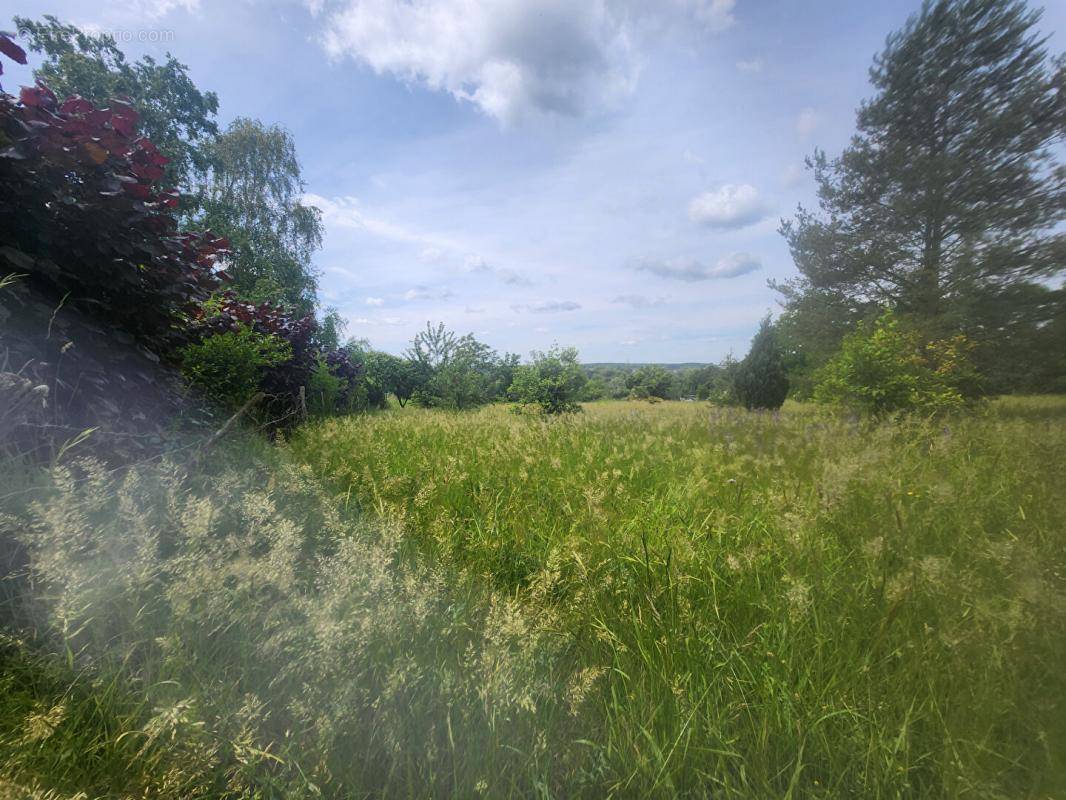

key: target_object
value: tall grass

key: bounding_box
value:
[290,399,1066,797]
[1,399,1064,797]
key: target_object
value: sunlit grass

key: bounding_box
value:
[290,398,1066,796]
[1,398,1064,797]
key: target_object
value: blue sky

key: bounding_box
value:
[2,0,1063,362]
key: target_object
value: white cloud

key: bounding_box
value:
[348,315,405,326]
[637,252,761,281]
[306,193,429,244]
[735,58,763,73]
[465,256,533,286]
[796,107,818,138]
[404,285,454,301]
[511,300,582,313]
[687,184,768,229]
[123,0,199,18]
[612,294,668,309]
[365,296,384,306]
[311,0,736,123]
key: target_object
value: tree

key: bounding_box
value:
[406,322,504,409]
[814,310,978,414]
[579,377,609,402]
[509,346,587,414]
[199,118,323,316]
[777,0,1065,385]
[15,15,219,210]
[391,359,421,408]
[734,317,790,410]
[626,365,674,400]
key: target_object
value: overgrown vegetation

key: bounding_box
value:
[813,311,979,415]
[509,345,586,414]
[2,400,1063,797]
[2,1,1066,798]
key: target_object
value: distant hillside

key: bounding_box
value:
[582,362,714,373]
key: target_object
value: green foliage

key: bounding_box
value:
[814,310,978,415]
[626,364,674,400]
[15,14,220,211]
[777,0,1065,391]
[706,354,741,406]
[2,446,580,798]
[306,354,343,416]
[199,118,323,316]
[579,376,609,402]
[179,325,291,409]
[733,317,790,410]
[509,345,587,414]
[406,322,512,410]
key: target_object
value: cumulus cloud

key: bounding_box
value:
[310,0,736,123]
[735,57,763,73]
[687,184,768,229]
[511,300,582,313]
[365,296,384,306]
[612,294,668,309]
[637,252,761,281]
[796,107,818,138]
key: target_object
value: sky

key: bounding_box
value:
[2,0,1064,362]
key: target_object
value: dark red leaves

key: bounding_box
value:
[19,84,57,108]
[0,78,220,346]
[0,33,27,65]
[60,96,95,115]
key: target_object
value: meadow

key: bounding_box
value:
[2,398,1065,798]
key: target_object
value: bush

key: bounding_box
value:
[0,47,228,346]
[814,310,978,415]
[625,365,673,400]
[733,317,789,410]
[188,293,365,421]
[509,346,586,415]
[179,325,291,409]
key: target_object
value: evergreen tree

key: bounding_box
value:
[734,317,790,410]
[777,0,1065,386]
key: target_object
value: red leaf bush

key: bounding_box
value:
[0,45,227,347]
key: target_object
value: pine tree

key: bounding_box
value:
[734,317,790,410]
[777,0,1065,384]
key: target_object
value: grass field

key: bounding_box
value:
[2,399,1065,798]
[291,399,1066,797]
